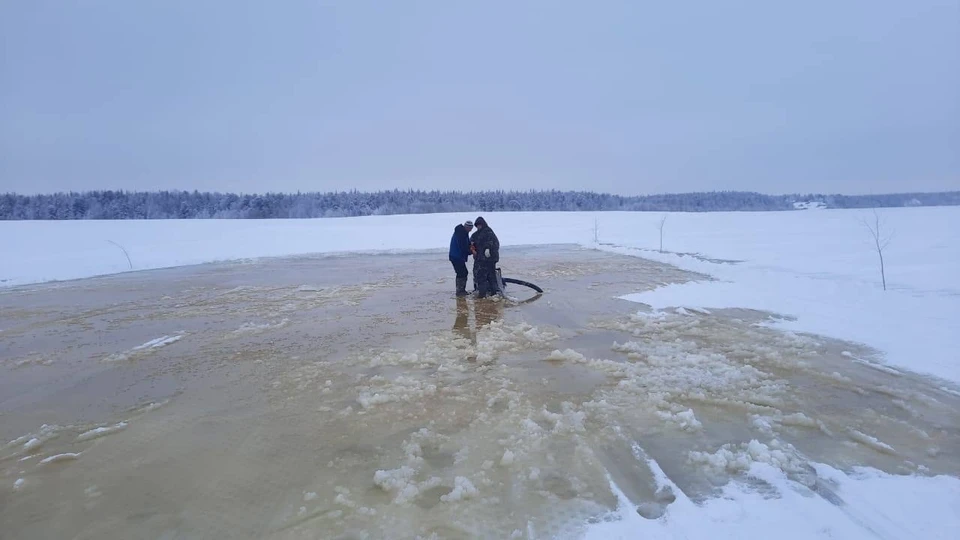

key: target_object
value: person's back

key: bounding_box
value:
[449,224,470,262]
[472,227,499,263]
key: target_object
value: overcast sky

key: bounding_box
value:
[1,1,957,196]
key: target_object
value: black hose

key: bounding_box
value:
[501,277,544,294]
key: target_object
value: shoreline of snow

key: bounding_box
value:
[1,207,957,289]
[599,237,959,386]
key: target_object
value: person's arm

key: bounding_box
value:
[460,232,471,259]
[483,232,499,259]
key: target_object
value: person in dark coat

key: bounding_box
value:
[470,228,479,292]
[448,220,474,296]
[470,216,501,298]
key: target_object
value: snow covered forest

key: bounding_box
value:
[2,189,958,220]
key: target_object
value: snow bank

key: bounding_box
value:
[0,212,583,287]
[598,207,960,385]
[583,456,960,540]
[4,207,955,294]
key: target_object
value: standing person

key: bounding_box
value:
[470,228,479,293]
[448,220,474,296]
[470,216,501,298]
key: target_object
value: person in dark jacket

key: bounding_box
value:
[448,220,474,296]
[470,216,501,298]
[470,228,479,292]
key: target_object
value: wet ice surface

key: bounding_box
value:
[1,246,958,539]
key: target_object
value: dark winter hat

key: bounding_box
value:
[474,216,487,228]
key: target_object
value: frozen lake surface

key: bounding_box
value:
[1,246,958,539]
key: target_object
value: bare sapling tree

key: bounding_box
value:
[107,240,133,270]
[860,210,893,291]
[658,215,668,253]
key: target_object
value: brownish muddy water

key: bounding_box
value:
[1,246,957,539]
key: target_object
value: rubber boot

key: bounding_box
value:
[456,276,469,296]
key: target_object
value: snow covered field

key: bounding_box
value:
[2,206,959,538]
[3,206,958,384]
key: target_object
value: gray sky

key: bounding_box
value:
[1,1,957,196]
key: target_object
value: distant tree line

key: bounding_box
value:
[0,189,957,220]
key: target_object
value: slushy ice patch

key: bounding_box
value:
[3,424,65,461]
[255,305,960,537]
[232,318,290,335]
[2,400,172,489]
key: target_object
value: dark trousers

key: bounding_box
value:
[473,259,479,291]
[451,259,468,279]
[475,261,500,297]
[451,260,469,294]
